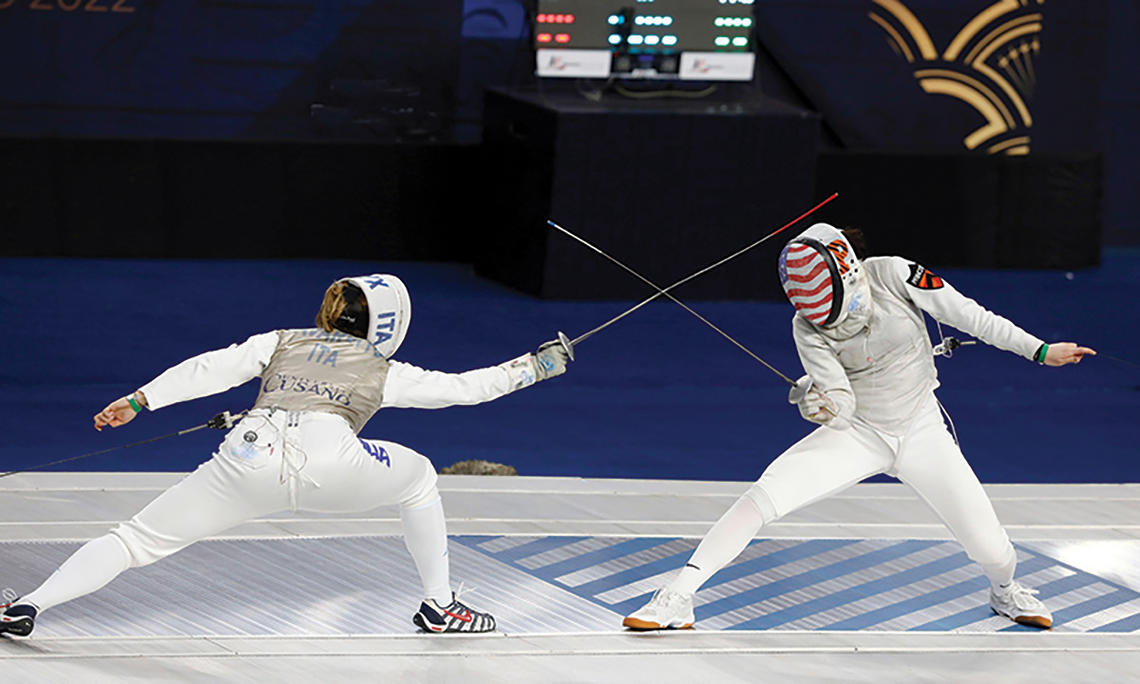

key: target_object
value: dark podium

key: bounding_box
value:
[476,87,821,300]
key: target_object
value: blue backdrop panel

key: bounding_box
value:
[0,253,1135,482]
[0,0,469,141]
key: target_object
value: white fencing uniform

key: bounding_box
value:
[668,250,1045,597]
[107,331,523,568]
[21,274,556,616]
[753,255,1042,577]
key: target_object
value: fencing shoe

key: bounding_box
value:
[990,581,1052,628]
[413,593,496,633]
[0,589,37,637]
[623,589,695,631]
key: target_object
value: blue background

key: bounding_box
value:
[0,251,1134,483]
[0,0,1135,482]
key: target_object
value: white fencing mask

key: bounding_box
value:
[336,274,412,358]
[778,223,866,329]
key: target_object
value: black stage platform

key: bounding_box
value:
[477,87,822,300]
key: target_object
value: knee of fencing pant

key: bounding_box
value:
[401,489,442,514]
[399,453,439,509]
[742,483,779,524]
[110,518,185,568]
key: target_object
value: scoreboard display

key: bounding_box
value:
[534,0,756,80]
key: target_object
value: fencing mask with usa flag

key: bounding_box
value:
[778,223,867,329]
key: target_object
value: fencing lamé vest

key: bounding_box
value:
[252,329,389,433]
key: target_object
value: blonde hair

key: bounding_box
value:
[315,281,349,332]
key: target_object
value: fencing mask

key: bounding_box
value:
[334,273,412,358]
[778,223,866,329]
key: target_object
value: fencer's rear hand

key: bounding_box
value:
[93,396,140,431]
[1043,342,1096,366]
[534,338,571,381]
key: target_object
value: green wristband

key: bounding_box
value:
[1035,344,1049,364]
[126,394,142,413]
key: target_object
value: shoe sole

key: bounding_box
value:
[1013,615,1052,629]
[622,617,694,631]
[991,608,1052,629]
[0,618,34,638]
[413,613,445,633]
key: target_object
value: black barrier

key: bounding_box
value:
[0,139,487,261]
[814,152,1102,269]
[1,139,1102,284]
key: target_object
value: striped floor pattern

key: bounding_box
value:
[456,536,1140,633]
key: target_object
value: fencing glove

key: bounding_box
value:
[499,336,573,390]
[788,375,849,429]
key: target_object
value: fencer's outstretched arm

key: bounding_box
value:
[886,258,1095,365]
[92,331,572,425]
[381,339,571,410]
[92,332,279,430]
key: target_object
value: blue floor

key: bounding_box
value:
[0,250,1136,482]
[457,535,1140,632]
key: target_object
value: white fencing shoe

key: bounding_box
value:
[622,589,695,631]
[989,581,1053,628]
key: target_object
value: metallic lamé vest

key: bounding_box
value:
[252,329,389,433]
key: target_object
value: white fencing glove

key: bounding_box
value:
[498,335,573,391]
[788,375,845,428]
[534,338,570,380]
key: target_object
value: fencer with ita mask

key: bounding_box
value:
[778,223,870,338]
[332,273,411,358]
[0,268,579,637]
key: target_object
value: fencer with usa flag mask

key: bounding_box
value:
[0,274,572,637]
[624,223,1096,632]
